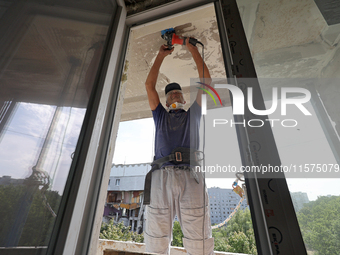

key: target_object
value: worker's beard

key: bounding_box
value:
[168,102,185,110]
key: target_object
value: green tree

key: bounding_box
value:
[19,189,61,246]
[172,221,184,247]
[297,196,340,255]
[170,208,257,254]
[227,230,257,254]
[212,209,257,254]
[224,208,253,235]
[212,229,231,252]
[0,185,61,246]
[0,185,26,245]
[100,220,144,243]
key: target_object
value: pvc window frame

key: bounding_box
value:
[46,1,129,255]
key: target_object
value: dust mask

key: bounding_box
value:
[168,102,185,110]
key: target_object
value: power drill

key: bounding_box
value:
[161,28,203,49]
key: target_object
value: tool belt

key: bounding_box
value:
[143,147,202,205]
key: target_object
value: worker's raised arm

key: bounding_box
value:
[185,38,211,107]
[145,45,174,111]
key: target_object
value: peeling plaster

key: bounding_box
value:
[251,0,327,54]
[238,0,340,143]
[120,0,340,124]
[121,4,225,121]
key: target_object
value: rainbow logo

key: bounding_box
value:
[196,82,223,106]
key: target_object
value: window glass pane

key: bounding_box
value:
[0,0,115,250]
[237,1,340,254]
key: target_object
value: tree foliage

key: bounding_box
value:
[212,209,257,254]
[297,196,340,255]
[0,185,26,245]
[170,209,257,254]
[0,184,61,246]
[172,220,184,247]
[19,189,60,246]
[100,209,257,254]
[100,220,144,243]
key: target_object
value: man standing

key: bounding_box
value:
[144,38,214,255]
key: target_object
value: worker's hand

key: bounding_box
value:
[185,37,199,55]
[158,44,174,58]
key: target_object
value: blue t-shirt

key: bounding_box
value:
[152,101,201,167]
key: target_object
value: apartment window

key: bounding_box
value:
[115,179,120,186]
[122,208,127,217]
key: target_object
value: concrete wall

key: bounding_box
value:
[97,239,250,255]
[238,0,340,157]
[109,163,150,191]
[111,164,151,177]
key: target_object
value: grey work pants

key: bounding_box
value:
[144,166,214,255]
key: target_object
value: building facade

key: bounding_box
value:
[208,187,249,225]
[290,192,310,212]
[103,163,150,233]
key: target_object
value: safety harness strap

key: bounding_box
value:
[143,147,202,205]
[143,166,158,205]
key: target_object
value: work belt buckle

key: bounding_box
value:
[175,152,182,162]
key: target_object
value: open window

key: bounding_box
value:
[1,0,339,255]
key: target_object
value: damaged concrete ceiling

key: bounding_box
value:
[120,0,340,122]
[239,0,340,78]
[121,4,227,121]
[124,0,177,16]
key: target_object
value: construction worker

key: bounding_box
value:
[143,38,214,255]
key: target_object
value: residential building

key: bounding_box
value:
[0,176,24,186]
[290,192,310,212]
[103,163,150,233]
[208,187,248,225]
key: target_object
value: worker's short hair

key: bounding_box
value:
[165,82,182,95]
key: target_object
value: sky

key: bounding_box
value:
[0,102,85,194]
